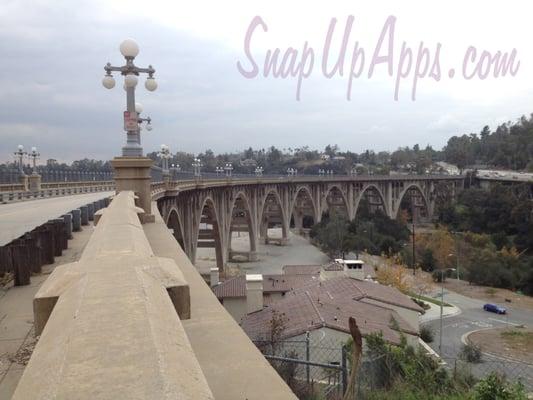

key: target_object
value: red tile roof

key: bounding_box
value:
[240,281,418,345]
[213,274,320,299]
[282,265,322,275]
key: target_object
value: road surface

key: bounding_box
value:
[0,192,114,246]
[424,287,533,389]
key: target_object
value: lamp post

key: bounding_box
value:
[224,162,233,177]
[29,147,40,174]
[135,102,153,133]
[254,166,263,177]
[158,144,171,177]
[102,38,157,157]
[193,158,203,178]
[437,268,456,356]
[14,145,27,175]
[216,166,224,176]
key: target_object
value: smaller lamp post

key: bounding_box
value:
[193,158,203,178]
[224,162,233,178]
[14,145,27,176]
[29,147,40,174]
[254,166,263,177]
[158,144,171,178]
[216,166,224,176]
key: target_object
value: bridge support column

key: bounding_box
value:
[111,157,154,223]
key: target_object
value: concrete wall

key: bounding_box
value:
[13,191,214,400]
[144,203,298,400]
[222,297,248,322]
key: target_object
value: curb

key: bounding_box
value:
[462,328,532,364]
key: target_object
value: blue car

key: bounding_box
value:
[483,303,507,314]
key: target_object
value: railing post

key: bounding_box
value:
[341,345,348,396]
[305,331,310,385]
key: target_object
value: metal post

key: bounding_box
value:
[305,331,310,385]
[439,271,444,355]
[341,345,348,395]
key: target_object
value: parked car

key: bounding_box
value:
[483,303,507,314]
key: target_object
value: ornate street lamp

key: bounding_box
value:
[254,166,263,177]
[215,166,224,176]
[158,144,171,175]
[224,162,233,177]
[102,38,157,157]
[29,147,40,174]
[193,158,203,177]
[135,102,153,133]
[14,145,27,175]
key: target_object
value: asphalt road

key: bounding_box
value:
[423,287,533,389]
[0,192,114,246]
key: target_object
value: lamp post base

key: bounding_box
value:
[111,157,154,223]
[28,174,42,192]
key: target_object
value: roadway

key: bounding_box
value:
[0,191,114,246]
[423,288,533,388]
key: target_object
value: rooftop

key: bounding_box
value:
[213,273,320,299]
[241,277,418,345]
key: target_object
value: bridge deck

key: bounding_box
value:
[0,191,114,246]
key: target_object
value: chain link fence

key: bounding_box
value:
[253,337,533,399]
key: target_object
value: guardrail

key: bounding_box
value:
[0,181,115,203]
[12,191,215,399]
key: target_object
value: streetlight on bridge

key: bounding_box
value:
[215,166,224,176]
[158,144,171,177]
[224,163,233,177]
[14,145,27,176]
[254,166,263,177]
[193,158,203,178]
[102,38,157,157]
[29,147,40,174]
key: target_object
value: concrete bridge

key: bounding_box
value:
[156,175,464,272]
[6,163,463,399]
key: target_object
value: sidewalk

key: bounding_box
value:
[0,223,94,399]
[419,299,461,323]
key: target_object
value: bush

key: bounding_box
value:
[473,372,527,400]
[432,270,446,283]
[420,326,434,343]
[459,343,482,363]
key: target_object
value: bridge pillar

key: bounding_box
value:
[111,157,154,223]
[19,174,29,192]
[28,173,41,192]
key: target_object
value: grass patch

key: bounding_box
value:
[408,293,452,307]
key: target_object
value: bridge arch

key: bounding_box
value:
[321,184,349,219]
[354,184,389,218]
[194,196,224,272]
[166,207,185,250]
[227,190,257,261]
[394,183,430,221]
[259,188,288,245]
[290,185,318,228]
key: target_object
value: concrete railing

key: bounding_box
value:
[12,191,214,399]
[0,181,115,203]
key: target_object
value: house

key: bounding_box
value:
[212,272,320,322]
[240,276,423,362]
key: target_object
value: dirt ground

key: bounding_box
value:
[468,327,533,363]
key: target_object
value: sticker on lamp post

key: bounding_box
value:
[123,111,138,131]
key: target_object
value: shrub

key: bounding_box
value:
[419,326,434,343]
[459,343,482,363]
[473,372,527,400]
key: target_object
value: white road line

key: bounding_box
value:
[487,317,522,327]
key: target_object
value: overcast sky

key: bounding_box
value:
[1,0,533,163]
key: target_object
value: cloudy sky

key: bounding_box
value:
[1,0,532,163]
